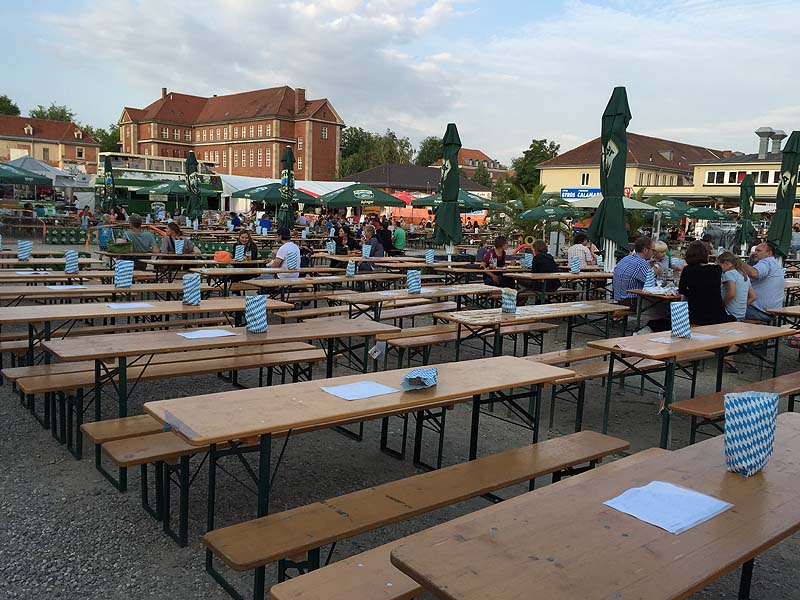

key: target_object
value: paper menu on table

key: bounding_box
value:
[321,381,400,401]
[604,480,733,534]
[106,302,154,309]
[718,328,744,335]
[689,333,718,340]
[15,271,42,275]
[47,285,87,290]
[176,329,238,339]
[651,337,681,344]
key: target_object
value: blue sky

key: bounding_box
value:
[4,1,800,163]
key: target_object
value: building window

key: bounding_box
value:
[258,124,263,137]
[638,172,644,186]
[125,127,131,138]
[144,148,150,155]
[298,137,304,150]
[204,151,208,160]
[241,126,246,138]
[196,131,201,141]
[716,172,725,184]
[670,175,674,186]
[233,127,239,139]
[265,124,271,136]
[249,125,254,138]
[184,130,191,141]
[321,126,328,140]
[76,147,84,159]
[234,151,238,167]
[161,127,168,139]
[298,157,303,171]
[580,172,589,186]
[223,127,229,140]
[216,128,221,141]
[646,173,652,185]
[257,147,263,167]
[42,148,50,161]
[241,149,246,165]
[265,148,271,167]
[706,171,715,184]
[249,149,254,167]
[728,172,737,184]
[214,150,219,164]
[173,128,179,140]
[760,170,770,184]
[222,152,227,167]
[202,130,207,142]
[774,171,781,184]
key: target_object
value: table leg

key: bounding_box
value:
[565,315,574,350]
[492,325,503,357]
[738,558,754,600]
[715,348,726,392]
[118,356,128,418]
[468,393,481,460]
[658,360,676,449]
[326,337,335,378]
[773,337,780,378]
[635,297,643,329]
[601,353,616,434]
[455,324,463,361]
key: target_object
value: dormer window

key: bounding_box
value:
[74,130,83,139]
[24,124,33,135]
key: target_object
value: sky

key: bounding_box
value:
[4,0,800,165]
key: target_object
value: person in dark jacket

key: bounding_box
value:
[529,239,561,298]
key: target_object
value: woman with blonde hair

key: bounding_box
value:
[717,251,755,321]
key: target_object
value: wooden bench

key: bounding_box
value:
[274,298,431,322]
[202,431,629,600]
[528,346,611,366]
[268,447,667,600]
[671,371,800,443]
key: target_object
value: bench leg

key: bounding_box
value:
[95,443,127,492]
[278,548,321,583]
[574,383,586,432]
[689,416,698,445]
[379,414,409,461]
[141,462,164,522]
[790,394,797,412]
[163,455,190,547]
[412,408,447,471]
[66,389,84,460]
[738,558,754,600]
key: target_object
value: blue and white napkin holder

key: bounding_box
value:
[724,391,778,477]
[114,259,134,289]
[362,244,372,259]
[670,301,690,338]
[407,270,421,294]
[400,367,438,391]
[425,249,435,264]
[501,288,517,313]
[597,255,604,268]
[193,219,199,232]
[174,239,185,254]
[301,228,308,239]
[521,253,533,269]
[285,250,299,270]
[64,250,79,274]
[227,221,235,232]
[569,255,581,273]
[330,227,336,237]
[245,295,268,333]
[234,245,245,261]
[326,240,336,254]
[182,273,201,305]
[17,240,32,261]
[644,268,657,288]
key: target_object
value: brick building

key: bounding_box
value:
[0,115,99,174]
[119,86,344,181]
[431,148,513,181]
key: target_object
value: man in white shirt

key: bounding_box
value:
[742,241,784,321]
[268,227,301,279]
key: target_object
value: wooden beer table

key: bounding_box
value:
[0,270,154,284]
[509,271,613,302]
[434,301,624,358]
[141,258,266,281]
[588,322,793,448]
[770,304,800,326]
[0,281,218,306]
[0,257,102,269]
[391,412,800,600]
[245,273,405,302]
[626,288,682,329]
[192,267,344,294]
[43,319,399,417]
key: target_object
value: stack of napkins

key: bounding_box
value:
[400,367,438,391]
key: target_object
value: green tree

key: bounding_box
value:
[415,135,443,166]
[511,138,560,189]
[84,124,121,152]
[338,127,414,178]
[471,163,493,188]
[29,102,76,122]
[0,95,20,116]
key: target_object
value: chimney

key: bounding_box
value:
[294,88,306,114]
[161,87,167,99]
[770,130,787,154]
[755,127,774,159]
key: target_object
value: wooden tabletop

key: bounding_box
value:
[434,301,624,327]
[98,251,219,259]
[141,258,265,267]
[627,288,682,300]
[390,412,800,600]
[0,258,102,266]
[0,296,291,325]
[784,279,800,290]
[588,322,794,360]
[769,305,800,317]
[312,254,430,263]
[0,282,217,299]
[0,270,154,283]
[433,266,527,274]
[144,356,573,446]
[509,272,612,281]
[245,273,405,290]
[331,283,498,305]
[43,319,399,362]
[192,267,344,277]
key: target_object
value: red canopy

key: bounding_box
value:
[391,191,415,206]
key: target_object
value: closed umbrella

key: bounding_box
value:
[587,87,632,270]
[736,174,757,253]
[100,156,116,213]
[433,123,463,249]
[185,151,204,219]
[277,147,296,231]
[766,130,800,257]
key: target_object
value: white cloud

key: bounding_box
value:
[35,0,800,167]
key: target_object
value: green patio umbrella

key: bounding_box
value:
[320,183,406,208]
[434,123,463,248]
[685,206,728,220]
[519,205,571,221]
[136,180,217,197]
[766,130,800,257]
[0,163,51,186]
[587,87,632,264]
[736,174,757,251]
[184,151,204,219]
[232,182,321,205]
[412,189,485,210]
[100,156,116,213]
[277,147,296,231]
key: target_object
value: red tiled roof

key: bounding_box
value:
[0,115,98,145]
[123,87,337,125]
[537,132,725,172]
[431,147,509,169]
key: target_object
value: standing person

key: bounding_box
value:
[741,241,785,321]
[97,214,113,251]
[791,224,800,257]
[391,221,406,254]
[566,232,596,269]
[266,227,301,278]
[160,222,201,255]
[359,224,384,272]
[79,206,93,232]
[717,251,755,321]
[678,241,734,326]
[482,235,514,288]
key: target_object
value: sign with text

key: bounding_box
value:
[561,188,601,199]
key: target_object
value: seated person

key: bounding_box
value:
[529,239,560,296]
[566,233,596,269]
[741,241,784,321]
[651,240,683,278]
[475,240,488,264]
[391,221,406,255]
[482,235,514,288]
[260,227,300,279]
[258,213,272,233]
[122,213,160,269]
[359,224,385,272]
[160,222,201,255]
[678,241,734,326]
[377,220,396,256]
[613,236,669,333]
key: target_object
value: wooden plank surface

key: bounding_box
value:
[588,322,794,360]
[0,296,291,325]
[43,319,399,361]
[390,412,800,600]
[192,267,344,277]
[0,258,102,266]
[141,258,264,266]
[628,289,682,301]
[509,272,612,281]
[434,301,623,327]
[332,283,498,305]
[0,270,154,283]
[145,356,573,445]
[0,282,216,299]
[245,273,405,290]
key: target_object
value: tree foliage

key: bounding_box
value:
[511,138,560,189]
[0,95,20,116]
[29,102,77,122]
[470,163,493,188]
[338,127,414,178]
[415,135,443,166]
[84,124,121,152]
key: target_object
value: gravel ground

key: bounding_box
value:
[1,243,799,599]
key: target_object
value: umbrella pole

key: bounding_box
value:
[603,239,617,273]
